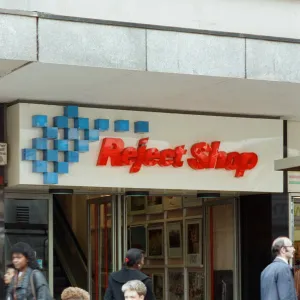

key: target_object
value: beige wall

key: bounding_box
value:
[1,0,300,39]
[213,204,234,270]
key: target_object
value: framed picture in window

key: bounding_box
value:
[152,273,165,300]
[183,196,202,208]
[188,271,205,300]
[163,196,182,210]
[128,196,146,215]
[167,222,182,258]
[130,225,147,254]
[146,196,163,214]
[168,270,184,300]
[185,219,202,266]
[147,226,164,258]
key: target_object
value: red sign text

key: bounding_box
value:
[96,138,258,177]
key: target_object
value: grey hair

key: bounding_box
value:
[272,237,290,256]
[122,280,147,296]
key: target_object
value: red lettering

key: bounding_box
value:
[234,152,258,177]
[130,138,149,173]
[121,147,137,165]
[96,138,124,166]
[159,149,175,167]
[173,146,187,168]
[97,138,258,177]
[144,148,160,166]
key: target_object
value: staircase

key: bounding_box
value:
[53,250,71,300]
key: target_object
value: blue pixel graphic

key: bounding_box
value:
[22,106,150,184]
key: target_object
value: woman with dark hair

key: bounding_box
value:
[104,248,156,300]
[6,242,52,300]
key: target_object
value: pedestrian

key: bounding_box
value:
[3,264,15,295]
[104,248,156,300]
[6,242,52,300]
[61,287,90,300]
[261,236,297,300]
[122,280,147,300]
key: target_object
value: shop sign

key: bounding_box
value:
[0,143,7,166]
[97,138,258,177]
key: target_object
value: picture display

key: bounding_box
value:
[168,271,184,300]
[186,219,202,266]
[147,226,164,258]
[147,196,163,214]
[129,196,146,215]
[167,222,182,258]
[127,195,204,300]
[188,271,204,300]
[152,273,164,300]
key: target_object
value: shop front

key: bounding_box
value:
[3,102,284,300]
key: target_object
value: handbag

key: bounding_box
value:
[30,270,38,300]
[29,270,53,300]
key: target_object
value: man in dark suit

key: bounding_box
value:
[261,237,297,300]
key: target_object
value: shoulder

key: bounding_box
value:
[32,269,47,285]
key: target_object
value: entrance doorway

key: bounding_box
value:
[87,195,127,300]
[204,199,239,300]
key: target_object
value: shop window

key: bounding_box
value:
[127,195,204,300]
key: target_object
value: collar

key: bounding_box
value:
[275,256,289,264]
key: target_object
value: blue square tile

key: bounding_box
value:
[74,117,89,129]
[64,151,79,163]
[64,105,79,118]
[22,149,37,161]
[64,128,79,140]
[43,150,58,162]
[54,140,69,151]
[54,162,69,174]
[32,161,47,173]
[84,129,99,141]
[134,121,149,133]
[74,140,89,152]
[114,120,129,132]
[54,116,68,128]
[43,172,58,184]
[32,115,48,127]
[32,138,47,150]
[94,119,109,131]
[43,127,58,139]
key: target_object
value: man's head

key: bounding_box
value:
[122,280,147,300]
[272,237,295,260]
[61,287,90,300]
[4,264,15,285]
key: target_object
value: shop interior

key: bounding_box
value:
[3,191,239,300]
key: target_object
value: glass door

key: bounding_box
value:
[87,194,126,300]
[204,199,239,300]
[291,194,300,297]
[4,193,53,295]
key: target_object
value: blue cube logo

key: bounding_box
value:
[33,161,47,173]
[54,116,68,128]
[74,117,89,129]
[64,106,78,118]
[23,105,151,185]
[134,121,149,133]
[114,120,129,132]
[32,115,48,128]
[54,140,69,151]
[95,119,109,131]
[54,162,69,174]
[64,151,79,163]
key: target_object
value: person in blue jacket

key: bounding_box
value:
[104,248,156,300]
[261,237,297,300]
